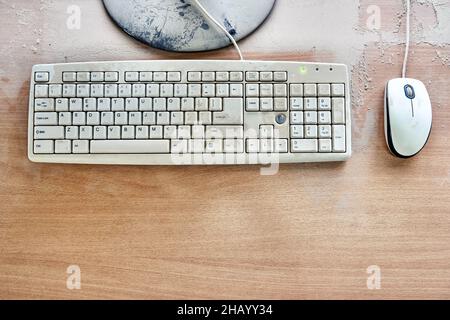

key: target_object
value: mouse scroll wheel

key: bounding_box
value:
[404,84,415,99]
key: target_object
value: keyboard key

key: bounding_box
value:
[35,72,49,82]
[319,139,332,153]
[35,98,54,112]
[73,140,89,153]
[304,84,317,96]
[188,72,201,82]
[77,72,90,82]
[34,140,54,154]
[230,72,243,82]
[332,125,346,152]
[318,84,331,96]
[332,98,345,124]
[216,72,229,81]
[91,72,104,82]
[55,140,71,154]
[105,72,119,82]
[153,72,167,82]
[140,72,153,82]
[246,72,259,82]
[274,71,287,81]
[213,98,244,125]
[202,72,215,81]
[125,72,139,82]
[168,72,181,82]
[332,83,345,97]
[260,72,273,81]
[291,139,318,152]
[290,84,303,96]
[34,126,64,139]
[91,140,170,153]
[35,112,57,125]
[63,72,77,82]
[35,85,48,98]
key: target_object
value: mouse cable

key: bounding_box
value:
[402,0,411,78]
[192,0,244,60]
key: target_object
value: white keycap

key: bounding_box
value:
[171,112,184,125]
[111,98,124,111]
[178,126,191,139]
[150,126,163,139]
[188,84,201,97]
[105,84,118,97]
[72,112,86,125]
[98,98,111,111]
[119,84,132,97]
[260,84,273,97]
[115,112,128,125]
[108,126,121,139]
[304,111,318,124]
[304,84,317,97]
[55,140,71,154]
[65,126,79,139]
[63,84,76,97]
[63,72,77,82]
[260,72,273,81]
[129,112,142,125]
[125,72,139,82]
[274,71,287,81]
[101,112,114,125]
[230,84,243,97]
[274,84,287,97]
[290,111,303,124]
[34,126,64,139]
[122,126,135,139]
[202,84,215,97]
[181,98,194,111]
[35,85,48,98]
[59,112,71,125]
[157,112,170,125]
[230,72,243,82]
[246,98,259,111]
[260,125,274,138]
[290,84,303,96]
[199,112,212,125]
[49,84,62,98]
[91,72,104,82]
[216,72,229,81]
[73,140,89,153]
[143,112,156,125]
[153,98,166,111]
[274,98,288,111]
[195,98,208,111]
[189,139,205,153]
[132,84,146,97]
[147,84,159,97]
[83,98,97,111]
[140,72,152,82]
[304,98,317,110]
[205,139,222,153]
[168,72,181,82]
[246,72,259,82]
[290,97,303,110]
[223,139,244,153]
[139,98,152,111]
[188,72,201,82]
[136,126,149,139]
[35,99,54,112]
[318,97,331,110]
[246,84,259,97]
[319,139,332,153]
[318,111,331,124]
[160,84,174,97]
[205,126,243,139]
[91,84,104,98]
[333,125,346,152]
[69,98,82,111]
[332,83,345,97]
[174,84,187,97]
[105,72,118,82]
[34,140,54,153]
[274,139,288,153]
[91,140,170,153]
[318,84,331,96]
[213,98,243,125]
[77,84,90,97]
[246,139,259,153]
[332,98,345,124]
[55,98,69,111]
[319,125,332,138]
[125,98,139,111]
[260,98,273,111]
[305,125,318,138]
[34,112,58,126]
[202,72,215,81]
[290,125,304,138]
[209,98,222,111]
[87,112,100,125]
[185,112,197,125]
[77,72,90,82]
[94,126,107,139]
[153,72,167,82]
[172,140,188,153]
[216,84,229,97]
[291,139,318,152]
[80,126,93,139]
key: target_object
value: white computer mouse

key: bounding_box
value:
[384,78,432,158]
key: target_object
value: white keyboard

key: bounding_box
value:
[28,60,351,165]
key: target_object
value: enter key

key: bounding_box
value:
[213,98,243,125]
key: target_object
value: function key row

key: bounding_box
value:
[63,72,119,82]
[291,83,345,97]
[188,71,243,82]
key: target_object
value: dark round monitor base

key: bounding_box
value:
[103,0,276,52]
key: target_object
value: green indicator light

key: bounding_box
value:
[299,66,308,75]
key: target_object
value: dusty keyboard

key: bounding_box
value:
[28,60,351,165]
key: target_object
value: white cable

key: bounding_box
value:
[402,0,411,78]
[192,0,244,60]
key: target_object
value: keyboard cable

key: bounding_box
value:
[402,0,411,78]
[191,0,245,61]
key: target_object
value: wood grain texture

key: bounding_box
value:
[0,0,450,299]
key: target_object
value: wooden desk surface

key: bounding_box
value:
[1,0,450,299]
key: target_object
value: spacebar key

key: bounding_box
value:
[91,140,170,154]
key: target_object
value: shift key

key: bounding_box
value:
[34,126,65,139]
